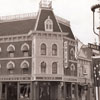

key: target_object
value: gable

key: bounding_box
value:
[36,9,61,32]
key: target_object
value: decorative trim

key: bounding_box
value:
[0,56,32,61]
[0,34,32,43]
[20,60,29,69]
[7,61,15,69]
[44,16,53,32]
[0,13,37,23]
[21,43,30,51]
[7,44,15,52]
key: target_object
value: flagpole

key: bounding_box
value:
[95,87,99,100]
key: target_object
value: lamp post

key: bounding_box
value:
[91,1,100,100]
[91,2,100,45]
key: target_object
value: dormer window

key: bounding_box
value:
[7,44,15,57]
[21,43,30,57]
[44,16,53,32]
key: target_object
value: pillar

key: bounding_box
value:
[75,83,78,100]
[0,82,2,100]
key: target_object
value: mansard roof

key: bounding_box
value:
[0,18,36,36]
[35,9,61,32]
[0,7,75,40]
[59,23,75,40]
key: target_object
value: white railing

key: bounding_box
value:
[0,12,37,21]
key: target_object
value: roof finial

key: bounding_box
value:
[39,0,52,9]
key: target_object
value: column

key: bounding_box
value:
[0,82,2,100]
[75,83,78,100]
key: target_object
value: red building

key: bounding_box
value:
[0,0,77,100]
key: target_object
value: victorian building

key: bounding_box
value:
[76,39,95,100]
[0,0,78,100]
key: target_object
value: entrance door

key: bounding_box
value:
[7,82,17,100]
[39,82,50,100]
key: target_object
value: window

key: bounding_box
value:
[20,60,29,74]
[21,43,29,57]
[41,43,46,55]
[52,44,57,56]
[70,48,75,60]
[7,61,15,74]
[7,44,15,57]
[52,62,57,74]
[70,64,76,76]
[44,16,53,31]
[20,83,30,99]
[41,62,46,73]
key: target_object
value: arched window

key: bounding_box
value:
[70,48,75,60]
[44,16,53,32]
[21,43,30,57]
[70,64,76,76]
[52,44,57,56]
[52,62,57,74]
[7,44,15,57]
[20,60,29,74]
[41,62,46,73]
[7,61,15,74]
[41,43,46,55]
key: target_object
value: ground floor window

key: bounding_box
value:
[19,83,30,99]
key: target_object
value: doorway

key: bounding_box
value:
[7,82,17,100]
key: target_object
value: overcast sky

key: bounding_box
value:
[0,0,99,44]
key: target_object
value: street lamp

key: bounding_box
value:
[91,3,100,45]
[91,2,100,100]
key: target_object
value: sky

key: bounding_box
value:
[0,0,99,44]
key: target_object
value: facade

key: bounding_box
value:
[0,0,78,100]
[76,39,95,100]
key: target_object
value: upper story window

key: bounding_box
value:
[44,16,53,32]
[7,61,15,74]
[41,43,46,55]
[21,43,30,57]
[41,62,46,74]
[52,44,57,56]
[70,48,75,60]
[20,60,29,74]
[52,62,57,74]
[70,64,76,76]
[7,44,15,57]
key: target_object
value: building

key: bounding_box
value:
[76,39,95,100]
[0,0,78,100]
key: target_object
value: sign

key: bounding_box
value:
[36,76,62,81]
[0,76,31,81]
[88,43,100,50]
[63,77,77,82]
[64,41,68,68]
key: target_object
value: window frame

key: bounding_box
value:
[52,44,57,56]
[44,16,53,32]
[52,62,57,74]
[41,62,46,74]
[41,43,46,55]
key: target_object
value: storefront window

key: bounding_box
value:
[19,83,30,99]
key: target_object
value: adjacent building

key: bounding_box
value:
[76,39,95,100]
[0,0,78,100]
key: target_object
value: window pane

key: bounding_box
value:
[9,52,14,57]
[23,52,29,57]
[52,62,57,74]
[52,44,57,56]
[22,68,29,74]
[20,84,30,99]
[41,44,46,55]
[41,62,46,73]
